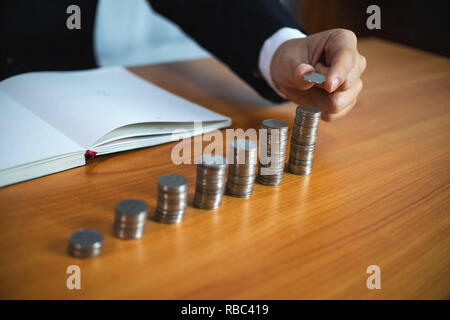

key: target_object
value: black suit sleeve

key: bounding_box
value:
[148,0,306,103]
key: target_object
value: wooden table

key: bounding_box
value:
[0,39,449,299]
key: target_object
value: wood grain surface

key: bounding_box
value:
[0,39,449,299]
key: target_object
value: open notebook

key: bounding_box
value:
[0,67,231,187]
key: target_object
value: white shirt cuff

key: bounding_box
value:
[258,27,307,98]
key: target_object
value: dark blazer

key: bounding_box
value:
[0,0,305,102]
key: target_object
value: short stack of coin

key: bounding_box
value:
[113,199,149,240]
[67,229,103,259]
[154,174,188,224]
[194,154,228,209]
[226,139,258,198]
[288,105,321,175]
[256,119,289,186]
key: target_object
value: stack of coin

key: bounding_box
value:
[256,119,289,186]
[288,105,321,175]
[67,229,103,259]
[226,139,258,198]
[154,174,188,224]
[194,154,228,209]
[113,199,149,240]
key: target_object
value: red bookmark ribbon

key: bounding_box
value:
[85,150,97,159]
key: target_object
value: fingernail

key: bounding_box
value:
[331,78,340,91]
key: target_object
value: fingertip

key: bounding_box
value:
[325,76,341,93]
[331,77,341,92]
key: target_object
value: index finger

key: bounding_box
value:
[324,30,358,93]
[326,48,357,93]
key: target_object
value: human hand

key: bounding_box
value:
[270,29,366,121]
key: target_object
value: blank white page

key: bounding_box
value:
[0,92,82,171]
[0,67,230,149]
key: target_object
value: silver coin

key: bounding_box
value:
[154,208,185,216]
[156,194,188,205]
[290,141,316,150]
[259,153,286,162]
[256,175,284,186]
[194,202,222,210]
[115,199,149,221]
[289,156,314,165]
[258,167,285,175]
[261,119,289,130]
[153,211,185,224]
[227,139,258,198]
[226,179,255,188]
[67,229,103,259]
[257,119,289,186]
[232,151,258,158]
[289,152,315,162]
[296,105,322,117]
[228,164,257,176]
[198,154,227,167]
[194,193,224,210]
[226,188,254,198]
[197,167,227,177]
[292,123,319,135]
[196,178,226,187]
[155,218,184,224]
[302,71,326,84]
[113,220,146,229]
[155,174,188,224]
[294,120,320,129]
[232,139,258,151]
[227,174,256,184]
[113,226,145,240]
[113,198,148,240]
[194,154,227,210]
[259,169,285,175]
[156,201,188,212]
[195,184,226,192]
[292,136,317,146]
[289,108,321,175]
[195,188,225,196]
[288,164,313,175]
[157,174,188,191]
[154,207,187,216]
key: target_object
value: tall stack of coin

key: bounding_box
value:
[256,119,289,186]
[67,229,103,259]
[288,105,321,175]
[226,139,258,198]
[154,174,188,224]
[113,199,149,240]
[194,154,227,209]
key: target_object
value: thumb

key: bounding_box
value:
[293,63,316,91]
